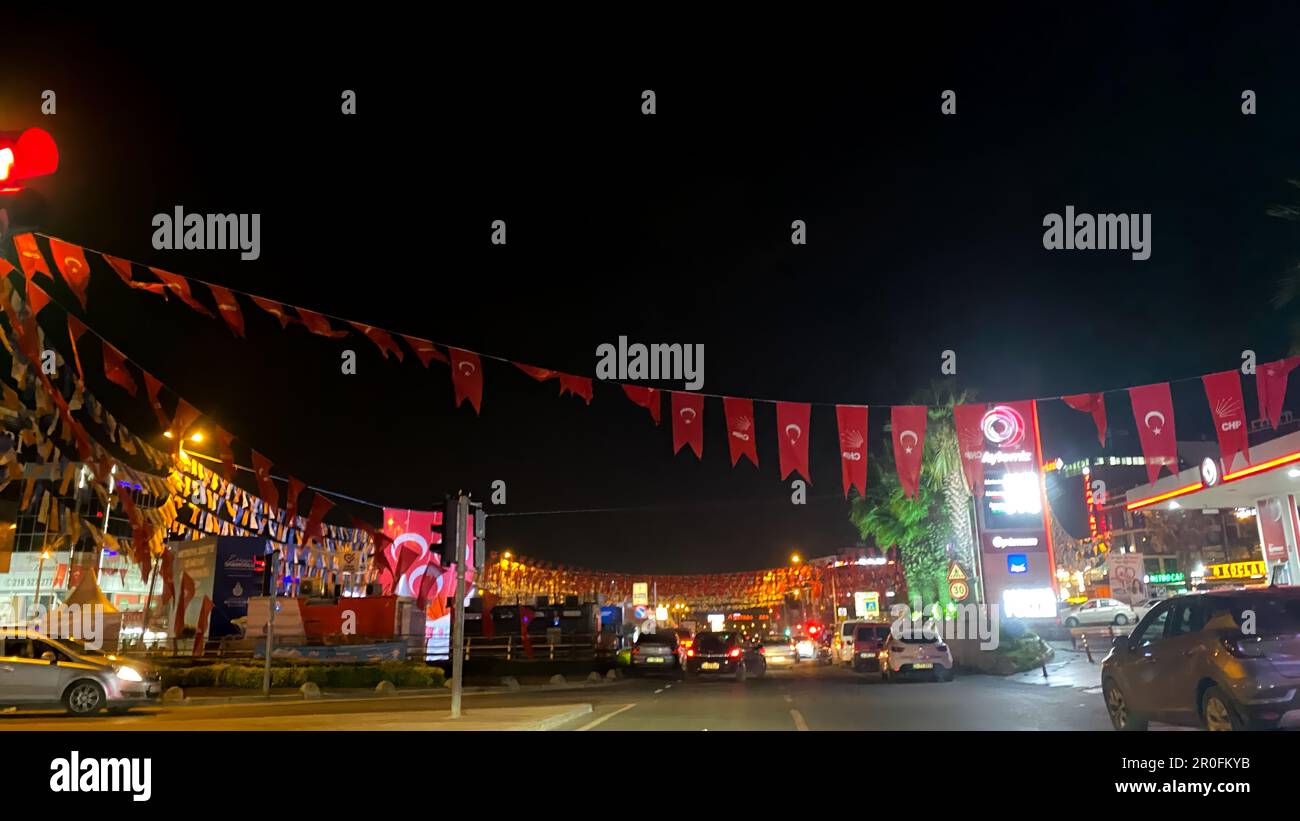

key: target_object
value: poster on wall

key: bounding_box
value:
[1108,552,1146,605]
[1259,497,1289,562]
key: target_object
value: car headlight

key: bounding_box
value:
[115,666,143,682]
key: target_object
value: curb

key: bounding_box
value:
[512,704,593,731]
[171,677,629,707]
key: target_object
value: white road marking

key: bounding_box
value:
[654,689,664,694]
[790,709,809,731]
[783,695,793,703]
[664,684,672,689]
[576,703,638,731]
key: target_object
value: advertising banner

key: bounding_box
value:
[1259,497,1290,562]
[1108,552,1145,605]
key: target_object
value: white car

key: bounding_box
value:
[795,639,817,660]
[880,628,954,682]
[1060,598,1136,627]
[1131,598,1165,620]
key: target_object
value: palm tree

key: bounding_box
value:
[916,382,978,574]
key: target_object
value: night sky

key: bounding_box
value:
[2,11,1298,573]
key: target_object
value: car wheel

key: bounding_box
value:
[1103,680,1147,731]
[63,680,106,716]
[735,663,747,683]
[1065,617,1080,628]
[1202,686,1244,731]
[1114,614,1129,626]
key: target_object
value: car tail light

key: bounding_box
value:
[728,647,742,658]
[756,646,765,655]
[631,647,640,656]
[687,649,695,658]
[1223,636,1268,659]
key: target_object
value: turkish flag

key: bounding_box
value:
[891,405,927,499]
[558,373,594,404]
[170,399,201,447]
[103,254,165,295]
[66,315,87,382]
[302,493,336,547]
[294,307,347,338]
[515,362,558,382]
[449,348,484,413]
[723,397,759,467]
[403,335,449,367]
[953,403,988,498]
[348,321,404,361]
[1128,382,1178,483]
[250,295,296,328]
[1202,370,1250,471]
[671,392,704,459]
[284,476,306,533]
[102,342,138,396]
[251,450,279,510]
[193,596,214,658]
[382,508,442,598]
[776,402,811,482]
[142,371,170,430]
[148,268,215,317]
[1062,392,1107,447]
[207,284,246,338]
[1258,356,1300,430]
[159,548,175,607]
[12,233,49,280]
[26,277,51,316]
[173,571,196,633]
[48,238,91,310]
[835,405,868,498]
[214,426,236,482]
[622,385,662,425]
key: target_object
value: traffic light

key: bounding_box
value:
[436,494,463,566]
[471,504,486,570]
[0,128,59,193]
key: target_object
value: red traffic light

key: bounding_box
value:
[0,128,59,193]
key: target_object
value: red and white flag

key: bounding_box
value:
[1061,392,1107,447]
[449,348,483,413]
[891,405,927,499]
[671,392,704,459]
[48,238,91,310]
[776,402,811,482]
[1202,370,1250,471]
[835,405,868,497]
[1128,382,1178,483]
[723,398,758,467]
[1258,356,1300,430]
[622,385,662,425]
[952,403,989,498]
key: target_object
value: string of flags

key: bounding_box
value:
[8,232,1300,506]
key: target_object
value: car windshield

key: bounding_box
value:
[695,633,734,651]
[857,626,889,640]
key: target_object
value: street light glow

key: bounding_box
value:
[190,432,204,443]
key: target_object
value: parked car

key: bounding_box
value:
[1132,597,1165,620]
[0,630,161,715]
[685,631,766,682]
[850,623,893,673]
[1102,588,1300,731]
[838,619,868,663]
[630,631,684,677]
[880,626,954,682]
[1060,598,1137,627]
[761,637,799,667]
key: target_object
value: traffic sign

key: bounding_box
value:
[632,582,649,606]
[633,605,648,620]
[949,580,970,601]
[947,563,967,582]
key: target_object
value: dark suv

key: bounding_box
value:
[685,631,766,682]
[1101,588,1300,730]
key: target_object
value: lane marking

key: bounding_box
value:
[576,703,638,732]
[790,709,809,731]
[783,695,793,704]
[654,689,664,694]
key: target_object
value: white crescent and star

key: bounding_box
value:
[1143,410,1165,434]
[680,407,697,423]
[457,361,476,376]
[785,424,802,443]
[899,430,919,453]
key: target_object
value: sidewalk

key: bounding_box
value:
[170,677,627,706]
[1004,644,1103,692]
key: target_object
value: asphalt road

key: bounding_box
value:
[0,661,1118,731]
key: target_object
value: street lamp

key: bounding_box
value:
[790,553,801,565]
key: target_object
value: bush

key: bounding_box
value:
[160,662,445,691]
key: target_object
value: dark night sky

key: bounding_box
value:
[2,10,1298,573]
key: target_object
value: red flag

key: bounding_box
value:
[170,399,201,444]
[891,405,927,499]
[142,371,169,429]
[250,295,296,328]
[12,233,49,280]
[1202,370,1250,471]
[102,342,138,396]
[835,404,868,497]
[622,385,662,425]
[348,321,404,361]
[558,373,593,404]
[449,348,483,413]
[952,403,989,498]
[671,391,704,459]
[26,277,52,316]
[515,362,558,381]
[284,476,306,531]
[251,450,279,510]
[214,426,236,482]
[173,572,196,632]
[207,283,246,338]
[102,254,165,295]
[723,397,759,467]
[295,307,347,338]
[776,401,811,482]
[402,335,448,367]
[48,238,91,310]
[1062,392,1107,447]
[302,493,335,546]
[1128,382,1178,483]
[1258,356,1300,430]
[66,315,87,381]
[148,268,215,317]
[193,596,214,657]
[159,547,175,607]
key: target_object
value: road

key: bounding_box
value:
[0,661,1121,731]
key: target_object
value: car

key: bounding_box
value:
[1101,588,1300,731]
[0,630,161,715]
[1060,598,1137,627]
[850,623,893,673]
[794,638,818,660]
[761,637,799,667]
[630,631,684,677]
[685,631,766,682]
[1131,597,1165,620]
[880,625,954,682]
[838,619,870,664]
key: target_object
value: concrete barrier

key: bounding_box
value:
[375,680,398,696]
[299,682,321,700]
[501,676,521,690]
[163,686,185,703]
[548,674,566,686]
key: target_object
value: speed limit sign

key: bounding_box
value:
[949,580,970,601]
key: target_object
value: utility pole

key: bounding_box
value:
[450,493,469,719]
[262,549,279,697]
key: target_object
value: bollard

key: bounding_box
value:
[1082,635,1094,664]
